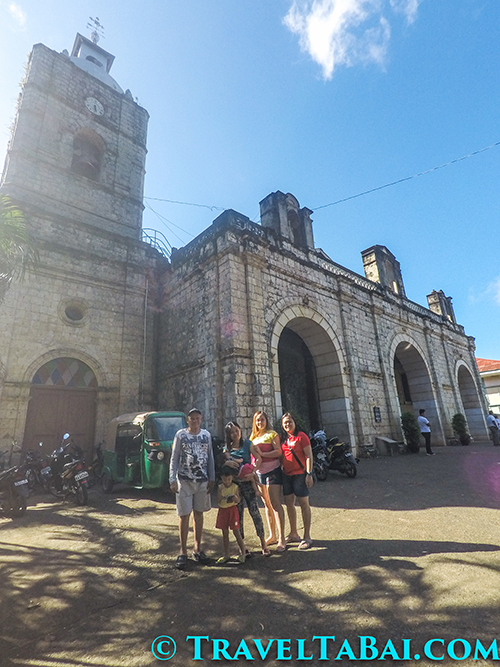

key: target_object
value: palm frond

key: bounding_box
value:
[0,195,39,287]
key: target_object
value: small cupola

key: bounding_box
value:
[361,245,406,296]
[70,33,123,93]
[260,191,314,249]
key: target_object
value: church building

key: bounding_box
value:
[0,35,489,457]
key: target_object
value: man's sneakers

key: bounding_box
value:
[426,452,435,456]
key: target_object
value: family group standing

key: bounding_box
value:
[169,408,314,569]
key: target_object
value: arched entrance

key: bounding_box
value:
[23,357,97,455]
[278,327,321,432]
[394,341,437,426]
[457,364,485,440]
[272,310,353,443]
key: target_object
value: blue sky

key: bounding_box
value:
[1,0,499,359]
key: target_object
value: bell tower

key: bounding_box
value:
[1,32,148,239]
[0,34,158,455]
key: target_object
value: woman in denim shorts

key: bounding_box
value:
[281,413,314,550]
[250,411,286,552]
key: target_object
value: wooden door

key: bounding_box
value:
[23,385,96,456]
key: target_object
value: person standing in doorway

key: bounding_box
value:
[418,409,434,456]
[169,408,215,569]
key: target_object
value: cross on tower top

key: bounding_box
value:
[86,16,104,44]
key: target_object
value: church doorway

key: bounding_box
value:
[457,364,485,440]
[275,316,351,442]
[278,327,320,433]
[23,357,97,456]
[394,341,437,424]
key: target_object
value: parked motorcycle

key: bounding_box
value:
[0,463,29,518]
[23,443,51,493]
[0,441,22,472]
[310,430,358,480]
[326,437,358,478]
[87,442,103,488]
[310,432,329,481]
[48,434,89,505]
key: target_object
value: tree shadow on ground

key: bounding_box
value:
[2,445,500,666]
[2,507,499,667]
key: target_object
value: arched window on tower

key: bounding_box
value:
[287,209,306,248]
[71,129,105,181]
[85,55,103,67]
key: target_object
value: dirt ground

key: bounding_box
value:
[1,442,500,666]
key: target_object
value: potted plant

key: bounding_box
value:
[451,413,471,446]
[401,412,420,453]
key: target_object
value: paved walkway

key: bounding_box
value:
[1,442,499,666]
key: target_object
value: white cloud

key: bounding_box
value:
[284,0,421,79]
[2,2,27,28]
[390,0,422,25]
[470,276,500,307]
[488,276,500,306]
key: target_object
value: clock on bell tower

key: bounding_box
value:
[1,32,149,240]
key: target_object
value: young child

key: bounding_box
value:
[238,462,262,498]
[216,466,246,564]
[224,444,262,497]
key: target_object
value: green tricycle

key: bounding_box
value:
[100,411,186,493]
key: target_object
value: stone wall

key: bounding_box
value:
[0,211,162,450]
[0,40,158,453]
[158,211,488,447]
[1,43,148,239]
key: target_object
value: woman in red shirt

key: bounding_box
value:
[281,413,314,550]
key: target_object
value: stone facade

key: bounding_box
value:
[0,36,489,456]
[159,203,488,448]
[0,37,161,455]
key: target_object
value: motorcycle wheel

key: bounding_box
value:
[74,481,88,505]
[315,463,328,481]
[48,478,65,499]
[3,491,27,518]
[344,461,357,478]
[101,473,114,494]
[26,469,36,490]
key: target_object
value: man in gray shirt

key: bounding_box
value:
[169,408,215,569]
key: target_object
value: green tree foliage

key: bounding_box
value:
[451,412,471,446]
[0,195,38,298]
[401,411,420,453]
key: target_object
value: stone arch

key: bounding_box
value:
[71,127,105,181]
[456,361,485,439]
[389,334,440,440]
[22,348,106,387]
[270,305,354,444]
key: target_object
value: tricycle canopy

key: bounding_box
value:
[103,411,186,453]
[100,411,186,491]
